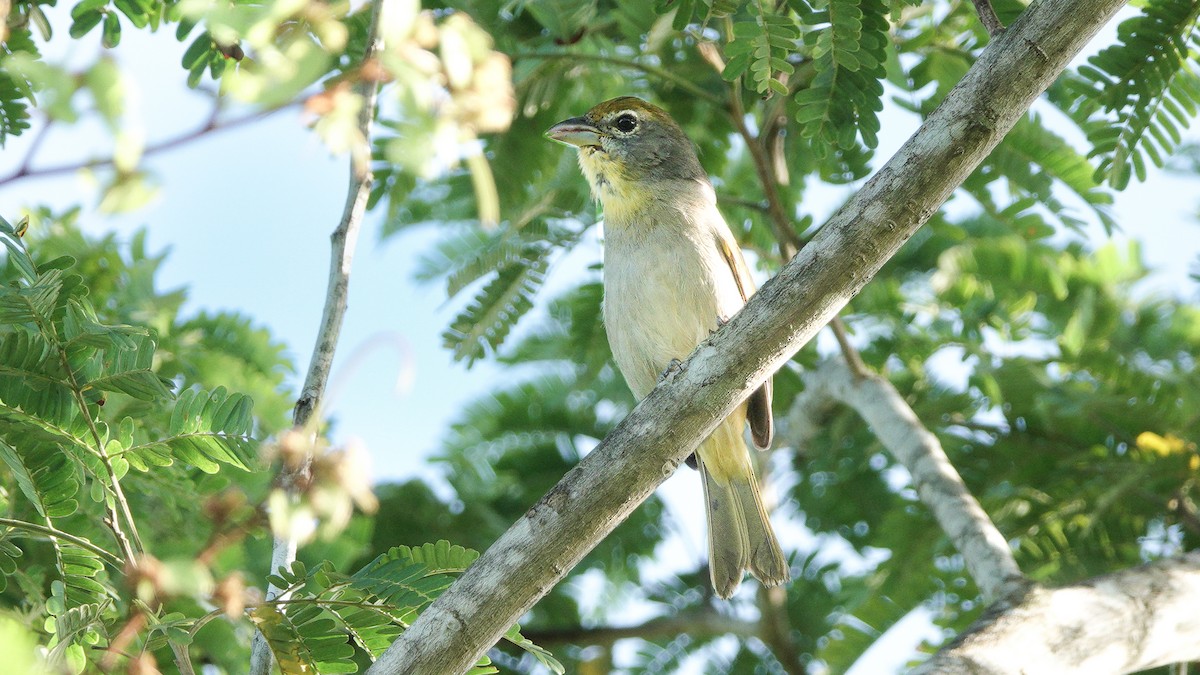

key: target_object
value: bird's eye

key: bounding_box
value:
[614,113,638,133]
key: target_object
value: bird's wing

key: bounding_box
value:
[715,227,774,450]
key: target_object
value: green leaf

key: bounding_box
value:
[84,59,124,130]
[1066,0,1200,187]
[101,12,121,48]
[0,268,64,326]
[0,226,40,283]
[68,11,104,39]
[132,387,255,472]
[504,623,564,674]
[181,33,212,70]
[726,11,799,96]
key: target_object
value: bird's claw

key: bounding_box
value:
[659,358,684,383]
[709,315,730,336]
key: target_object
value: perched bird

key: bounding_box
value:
[547,96,789,598]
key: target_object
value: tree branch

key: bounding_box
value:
[510,51,726,106]
[0,101,294,189]
[784,359,1023,600]
[914,551,1200,673]
[368,1,1128,672]
[247,1,385,673]
[757,585,806,675]
[520,607,759,648]
[701,38,869,378]
[0,516,123,568]
[972,0,1006,37]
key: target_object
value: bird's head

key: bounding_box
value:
[546,97,707,215]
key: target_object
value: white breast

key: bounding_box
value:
[601,193,746,398]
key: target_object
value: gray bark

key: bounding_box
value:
[248,1,384,672]
[367,0,1131,672]
[914,551,1200,674]
[785,359,1023,601]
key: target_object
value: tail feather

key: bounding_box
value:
[699,461,750,598]
[733,475,789,586]
[697,419,790,598]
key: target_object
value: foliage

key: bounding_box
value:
[4,0,1200,672]
[362,0,1200,672]
[0,213,282,670]
[255,542,564,674]
[793,0,889,160]
[0,214,560,672]
[1058,0,1200,189]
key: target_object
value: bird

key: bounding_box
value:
[546,96,789,598]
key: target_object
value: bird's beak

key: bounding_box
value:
[545,117,603,149]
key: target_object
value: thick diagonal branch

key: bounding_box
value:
[368,1,1129,672]
[785,359,1023,600]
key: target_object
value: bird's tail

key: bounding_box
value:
[697,418,790,599]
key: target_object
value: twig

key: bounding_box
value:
[1170,488,1200,536]
[749,418,806,673]
[828,316,869,378]
[55,340,143,561]
[785,359,1024,600]
[972,0,1005,37]
[170,643,198,675]
[757,585,806,675]
[367,1,1127,670]
[701,37,802,257]
[14,119,53,177]
[718,194,771,214]
[519,608,759,647]
[0,516,124,567]
[510,51,725,106]
[187,608,227,640]
[247,1,386,673]
[0,102,295,189]
[702,36,870,377]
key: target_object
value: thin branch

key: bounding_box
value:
[828,316,869,378]
[16,283,142,562]
[972,0,1005,37]
[915,551,1200,673]
[187,608,227,640]
[751,418,806,674]
[520,608,759,648]
[718,194,772,214]
[0,516,124,567]
[368,1,1128,671]
[509,51,725,106]
[52,326,143,561]
[0,102,295,189]
[785,359,1024,600]
[1170,488,1200,537]
[247,1,386,673]
[14,119,53,177]
[701,37,870,377]
[700,37,802,257]
[757,585,806,675]
[170,643,197,675]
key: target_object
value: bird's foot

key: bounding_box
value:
[709,315,730,336]
[659,358,684,383]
